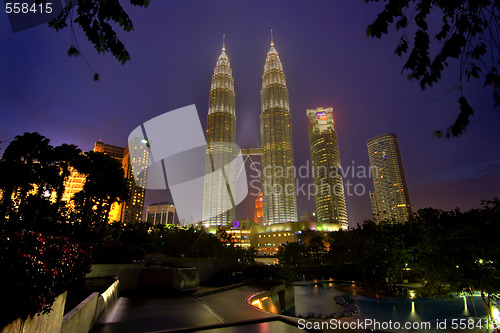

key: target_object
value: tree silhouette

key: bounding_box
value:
[0,133,130,239]
[71,151,129,237]
[413,200,500,330]
[0,132,58,229]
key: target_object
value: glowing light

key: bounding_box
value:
[317,112,327,120]
[492,306,500,321]
[251,299,263,309]
[463,296,469,315]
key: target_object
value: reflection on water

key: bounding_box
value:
[292,282,490,329]
[250,282,493,331]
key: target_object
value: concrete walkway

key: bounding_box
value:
[91,285,304,333]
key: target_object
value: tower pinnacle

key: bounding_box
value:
[270,29,274,46]
[222,34,226,51]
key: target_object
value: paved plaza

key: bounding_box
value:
[91,285,305,333]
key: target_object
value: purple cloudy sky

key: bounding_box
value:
[1,0,499,226]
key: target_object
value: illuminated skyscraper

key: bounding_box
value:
[202,37,237,227]
[94,140,148,224]
[121,138,149,224]
[146,202,176,225]
[260,35,298,224]
[306,107,348,229]
[254,192,263,225]
[94,141,125,222]
[94,141,124,160]
[367,133,412,224]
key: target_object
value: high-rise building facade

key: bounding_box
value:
[94,141,148,224]
[93,141,125,222]
[121,139,149,224]
[367,133,412,224]
[146,202,176,225]
[202,39,237,227]
[260,38,298,225]
[306,107,348,229]
[254,192,263,225]
[61,166,86,206]
[94,141,124,159]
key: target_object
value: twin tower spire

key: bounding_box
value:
[203,34,298,227]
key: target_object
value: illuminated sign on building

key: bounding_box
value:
[317,112,327,120]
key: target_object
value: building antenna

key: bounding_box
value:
[270,29,274,46]
[222,34,226,51]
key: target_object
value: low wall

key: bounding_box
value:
[61,279,119,333]
[174,267,200,290]
[86,263,144,292]
[1,292,67,333]
[139,267,199,291]
[144,254,227,282]
[177,259,227,283]
[95,279,119,322]
[60,293,98,333]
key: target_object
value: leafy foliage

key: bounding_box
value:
[0,132,82,232]
[414,201,500,307]
[280,199,500,324]
[47,0,150,67]
[0,133,129,241]
[0,230,92,327]
[70,150,129,238]
[366,0,500,137]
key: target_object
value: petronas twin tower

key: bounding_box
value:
[203,36,297,227]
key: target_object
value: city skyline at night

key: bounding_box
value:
[1,1,499,227]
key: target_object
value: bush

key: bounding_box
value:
[0,230,92,327]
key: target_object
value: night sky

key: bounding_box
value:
[1,0,499,227]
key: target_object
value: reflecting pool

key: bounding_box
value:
[257,282,496,332]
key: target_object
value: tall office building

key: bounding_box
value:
[306,107,348,229]
[61,166,86,205]
[202,38,237,227]
[367,133,412,224]
[260,36,298,225]
[121,139,149,224]
[254,192,263,225]
[94,141,125,159]
[93,142,125,222]
[94,141,148,224]
[146,202,176,225]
